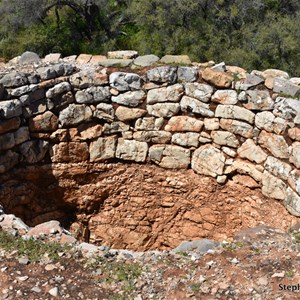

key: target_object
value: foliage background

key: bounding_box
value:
[0,0,299,75]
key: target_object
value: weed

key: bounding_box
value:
[286,270,295,278]
[190,282,201,292]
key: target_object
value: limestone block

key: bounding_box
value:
[135,117,164,131]
[59,104,93,127]
[288,128,300,141]
[0,150,19,173]
[177,67,198,82]
[262,171,287,200]
[115,106,146,121]
[284,188,300,217]
[180,96,214,117]
[184,83,214,103]
[262,69,289,79]
[0,71,28,88]
[147,103,180,118]
[288,170,300,195]
[220,119,253,138]
[75,86,110,104]
[149,145,190,169]
[133,131,172,144]
[94,103,115,122]
[264,156,292,180]
[44,53,61,63]
[273,78,300,97]
[109,72,143,91]
[290,142,300,168]
[108,50,138,59]
[211,131,239,148]
[243,90,274,110]
[103,122,129,134]
[215,104,255,124]
[204,118,220,131]
[165,116,203,132]
[235,73,264,90]
[89,136,117,162]
[0,132,15,151]
[255,111,287,134]
[202,68,233,88]
[46,82,71,98]
[29,111,58,132]
[0,118,21,135]
[237,139,267,163]
[99,59,133,68]
[133,55,160,67]
[0,100,22,119]
[70,70,108,88]
[112,90,146,107]
[19,51,41,65]
[212,90,237,105]
[258,130,289,159]
[160,55,191,65]
[147,84,184,104]
[116,139,148,162]
[273,97,300,124]
[172,132,200,147]
[192,144,225,177]
[19,140,49,163]
[146,66,177,83]
[76,54,92,64]
[50,142,89,163]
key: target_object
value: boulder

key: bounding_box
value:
[262,171,287,200]
[255,111,287,134]
[70,69,108,88]
[243,90,274,110]
[264,156,292,180]
[76,54,92,64]
[135,117,164,131]
[184,83,214,103]
[165,116,203,132]
[112,90,146,107]
[215,104,255,124]
[160,55,191,65]
[147,103,180,118]
[273,97,300,124]
[171,239,219,254]
[149,145,190,169]
[202,68,233,88]
[89,136,117,162]
[177,67,198,82]
[192,144,225,177]
[237,139,268,164]
[133,54,160,67]
[147,84,184,104]
[109,72,143,91]
[235,73,264,90]
[227,159,263,182]
[108,50,138,59]
[44,53,62,63]
[94,103,115,122]
[0,71,28,88]
[258,130,289,159]
[19,51,41,65]
[116,139,148,162]
[273,78,300,97]
[0,100,22,119]
[99,59,133,68]
[211,90,238,105]
[75,86,110,104]
[133,131,172,144]
[180,96,214,117]
[46,82,71,98]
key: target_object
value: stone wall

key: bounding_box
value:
[0,50,300,222]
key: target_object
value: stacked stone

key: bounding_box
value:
[0,51,300,216]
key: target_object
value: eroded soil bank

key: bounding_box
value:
[0,163,297,251]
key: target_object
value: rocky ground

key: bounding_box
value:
[1,223,300,300]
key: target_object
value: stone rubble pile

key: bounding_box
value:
[0,51,300,216]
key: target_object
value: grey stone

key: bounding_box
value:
[14,127,30,145]
[284,188,300,217]
[9,85,31,97]
[109,72,143,91]
[215,104,255,124]
[146,66,177,83]
[112,90,146,107]
[90,136,117,162]
[219,119,253,138]
[135,117,164,131]
[235,73,264,90]
[133,55,160,67]
[147,84,184,104]
[59,104,93,126]
[0,71,28,88]
[19,51,41,65]
[75,86,110,104]
[108,50,138,59]
[0,100,22,119]
[99,59,133,67]
[192,144,226,177]
[172,132,200,147]
[46,82,71,98]
[0,132,15,151]
[255,111,287,134]
[159,55,191,65]
[211,131,240,148]
[262,170,287,200]
[116,139,148,162]
[44,53,62,63]
[273,97,300,124]
[184,83,214,103]
[0,150,19,173]
[180,96,214,117]
[243,90,274,110]
[22,99,47,118]
[290,142,300,168]
[211,62,226,71]
[19,140,49,163]
[264,156,292,180]
[69,69,108,88]
[133,131,172,144]
[94,103,115,122]
[177,67,198,82]
[273,77,300,97]
[36,66,57,80]
[147,103,180,118]
[103,122,129,134]
[149,144,190,169]
[171,239,219,254]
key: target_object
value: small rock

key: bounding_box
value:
[18,257,29,265]
[31,287,41,293]
[271,272,285,278]
[48,287,59,297]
